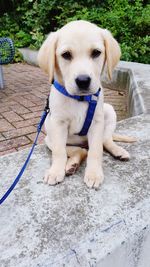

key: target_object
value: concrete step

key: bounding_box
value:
[0,114,150,267]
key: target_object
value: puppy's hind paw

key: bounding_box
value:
[65,156,80,176]
[113,147,130,161]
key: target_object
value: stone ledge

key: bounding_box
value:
[19,48,38,66]
[102,61,150,117]
[0,114,150,266]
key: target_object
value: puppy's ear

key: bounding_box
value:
[102,29,121,79]
[37,32,58,84]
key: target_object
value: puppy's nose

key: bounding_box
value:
[75,75,91,90]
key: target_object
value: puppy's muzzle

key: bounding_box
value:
[75,75,91,91]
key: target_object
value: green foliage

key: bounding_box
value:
[0,0,149,63]
[14,49,24,63]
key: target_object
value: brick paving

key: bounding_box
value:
[0,63,128,156]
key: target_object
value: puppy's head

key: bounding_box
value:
[38,20,121,95]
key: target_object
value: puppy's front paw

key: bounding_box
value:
[84,169,104,189]
[44,167,65,185]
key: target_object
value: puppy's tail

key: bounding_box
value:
[112,134,137,143]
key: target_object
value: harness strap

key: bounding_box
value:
[78,99,97,136]
[53,80,101,136]
[0,99,50,205]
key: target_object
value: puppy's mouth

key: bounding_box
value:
[76,89,92,96]
[65,83,99,96]
[66,87,93,96]
[76,87,100,96]
[75,85,96,96]
[70,88,98,96]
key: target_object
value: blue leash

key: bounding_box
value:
[0,98,50,205]
[0,81,100,205]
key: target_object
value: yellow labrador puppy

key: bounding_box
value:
[38,20,132,189]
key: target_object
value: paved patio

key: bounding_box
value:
[0,63,128,156]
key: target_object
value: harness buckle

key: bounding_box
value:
[44,96,50,113]
[78,96,85,102]
[91,94,98,102]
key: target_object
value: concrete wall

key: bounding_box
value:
[101,61,150,117]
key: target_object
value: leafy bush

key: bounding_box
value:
[0,0,149,63]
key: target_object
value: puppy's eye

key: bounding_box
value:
[61,51,72,60]
[91,49,101,58]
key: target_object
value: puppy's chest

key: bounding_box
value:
[50,91,101,135]
[67,101,88,135]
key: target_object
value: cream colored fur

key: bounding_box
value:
[38,20,135,189]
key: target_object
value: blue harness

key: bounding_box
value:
[53,80,101,136]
